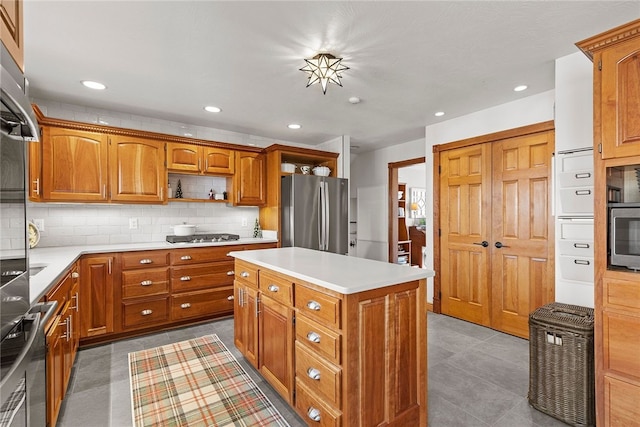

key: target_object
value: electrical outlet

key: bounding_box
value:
[33,218,45,231]
[129,218,138,230]
[241,217,248,227]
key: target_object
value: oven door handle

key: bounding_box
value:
[0,311,41,394]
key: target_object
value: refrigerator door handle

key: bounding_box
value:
[324,181,330,251]
[318,181,324,250]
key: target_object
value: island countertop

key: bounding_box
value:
[228,247,434,294]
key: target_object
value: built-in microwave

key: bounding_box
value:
[610,205,640,270]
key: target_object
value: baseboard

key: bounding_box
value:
[426,302,433,312]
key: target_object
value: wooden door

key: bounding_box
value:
[234,151,265,206]
[79,255,114,338]
[166,142,201,173]
[202,147,235,175]
[0,0,23,70]
[599,37,640,159]
[439,143,492,326]
[109,135,166,203]
[490,132,555,338]
[42,127,108,201]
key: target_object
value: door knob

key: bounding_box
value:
[494,242,509,248]
[473,241,489,247]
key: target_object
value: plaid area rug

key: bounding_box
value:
[129,334,290,427]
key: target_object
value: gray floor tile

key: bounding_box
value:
[428,322,484,354]
[428,342,455,368]
[72,351,113,394]
[428,389,490,427]
[434,314,499,341]
[493,398,569,427]
[58,383,111,427]
[474,331,531,370]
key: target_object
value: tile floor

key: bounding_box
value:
[57,312,568,427]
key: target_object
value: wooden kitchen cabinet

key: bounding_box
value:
[79,254,115,338]
[28,140,41,201]
[577,19,640,426]
[234,260,260,369]
[41,126,109,202]
[0,0,24,71]
[230,150,266,206]
[167,142,235,175]
[109,135,166,203]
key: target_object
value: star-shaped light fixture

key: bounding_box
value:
[300,53,349,94]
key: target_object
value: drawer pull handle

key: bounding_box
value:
[307,368,321,380]
[307,407,321,422]
[573,243,590,249]
[575,189,591,196]
[306,332,321,343]
[268,284,279,293]
[227,295,234,301]
[307,300,321,311]
[180,303,191,309]
[227,270,235,276]
[140,280,153,286]
[180,255,192,261]
[574,172,591,179]
[181,276,191,281]
[71,272,80,279]
[139,259,153,264]
[574,259,590,266]
[240,271,250,278]
[141,309,153,316]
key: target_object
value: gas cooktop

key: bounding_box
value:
[166,233,240,244]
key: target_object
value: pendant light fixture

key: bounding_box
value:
[300,53,349,94]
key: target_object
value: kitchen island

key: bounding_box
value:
[229,247,433,427]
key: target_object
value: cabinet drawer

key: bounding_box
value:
[121,268,169,299]
[122,297,169,329]
[557,170,594,188]
[234,260,259,288]
[295,285,341,328]
[603,311,640,379]
[170,246,234,265]
[295,380,341,427]
[604,376,640,426]
[121,251,170,269]
[558,219,594,240]
[559,255,594,283]
[295,315,341,364]
[171,287,235,321]
[604,277,640,311]
[558,187,594,215]
[259,270,293,306]
[171,262,235,292]
[295,342,341,407]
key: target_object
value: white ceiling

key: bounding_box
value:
[23,1,640,153]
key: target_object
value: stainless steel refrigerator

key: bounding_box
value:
[281,174,348,254]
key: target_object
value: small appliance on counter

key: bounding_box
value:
[166,233,240,244]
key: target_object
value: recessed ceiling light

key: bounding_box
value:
[288,124,301,130]
[204,106,221,113]
[434,111,445,117]
[81,80,106,90]
[348,96,361,104]
[514,85,528,92]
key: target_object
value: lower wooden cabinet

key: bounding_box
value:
[234,271,259,369]
[79,255,115,338]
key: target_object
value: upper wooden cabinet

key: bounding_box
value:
[0,0,24,71]
[41,126,109,202]
[110,135,166,203]
[167,142,235,175]
[231,151,266,206]
[577,19,640,160]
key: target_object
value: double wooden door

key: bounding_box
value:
[439,129,555,338]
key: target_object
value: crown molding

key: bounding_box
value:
[576,19,640,60]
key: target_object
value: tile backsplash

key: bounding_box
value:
[27,201,260,248]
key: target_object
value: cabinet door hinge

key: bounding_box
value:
[292,314,296,325]
[598,143,602,154]
[598,60,602,71]
[438,291,441,300]
[438,228,441,237]
[438,165,441,175]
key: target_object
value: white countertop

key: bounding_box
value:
[228,247,434,294]
[28,238,277,305]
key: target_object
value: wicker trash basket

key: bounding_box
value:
[528,302,595,427]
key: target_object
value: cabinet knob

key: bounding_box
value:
[227,295,234,301]
[180,276,191,281]
[140,280,153,286]
[268,284,279,293]
[180,303,191,309]
[240,271,249,278]
[139,259,153,264]
[141,309,153,316]
[306,331,321,343]
[71,272,80,279]
[180,255,192,261]
[307,407,321,422]
[307,367,321,380]
[227,270,235,276]
[306,300,321,311]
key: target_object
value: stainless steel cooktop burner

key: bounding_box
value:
[165,233,240,244]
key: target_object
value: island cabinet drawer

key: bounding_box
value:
[171,287,235,320]
[295,285,341,329]
[170,246,234,266]
[171,262,235,292]
[295,342,342,407]
[234,260,259,288]
[295,315,341,364]
[259,270,293,306]
[295,380,341,427]
[121,251,170,269]
[122,297,169,329]
[121,268,169,299]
